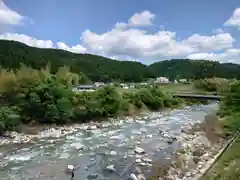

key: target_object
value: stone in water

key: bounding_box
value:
[130,173,139,180]
[66,165,74,173]
[106,165,116,172]
[135,147,145,154]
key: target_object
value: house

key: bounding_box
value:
[72,85,96,92]
[179,79,188,84]
[154,77,170,84]
[94,82,105,88]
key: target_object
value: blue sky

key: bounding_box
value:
[0,0,240,64]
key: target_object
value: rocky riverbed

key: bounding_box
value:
[0,103,220,180]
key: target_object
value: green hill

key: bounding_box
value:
[150,59,240,80]
[0,40,240,82]
[0,40,153,82]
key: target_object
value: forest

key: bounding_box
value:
[1,40,240,83]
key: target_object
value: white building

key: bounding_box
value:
[154,77,170,84]
[72,85,96,92]
[94,82,105,88]
[179,79,188,84]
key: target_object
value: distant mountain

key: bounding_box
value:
[0,40,154,82]
[0,40,240,82]
[149,59,240,80]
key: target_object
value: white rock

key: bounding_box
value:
[136,159,142,163]
[87,125,97,130]
[66,165,74,173]
[70,143,85,150]
[139,162,147,166]
[142,157,152,163]
[146,134,152,138]
[138,174,146,180]
[197,164,203,169]
[109,151,117,156]
[185,172,192,177]
[130,173,139,180]
[202,153,209,161]
[135,147,145,154]
[135,154,142,159]
[106,165,116,172]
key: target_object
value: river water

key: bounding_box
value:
[0,102,218,180]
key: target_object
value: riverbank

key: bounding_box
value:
[0,103,219,180]
[0,102,192,146]
[147,113,225,180]
[0,67,184,136]
[201,135,240,180]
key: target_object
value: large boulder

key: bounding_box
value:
[135,147,145,154]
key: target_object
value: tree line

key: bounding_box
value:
[0,65,183,135]
[1,40,240,83]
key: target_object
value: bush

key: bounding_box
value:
[0,106,20,135]
[194,78,230,93]
[220,114,240,137]
[0,65,79,125]
[123,92,143,108]
[0,64,183,134]
[219,81,240,136]
[73,86,123,120]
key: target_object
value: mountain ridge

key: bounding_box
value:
[0,40,240,82]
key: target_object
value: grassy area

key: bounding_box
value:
[117,84,213,95]
[159,84,200,94]
[201,136,240,180]
[159,83,218,94]
[116,87,141,94]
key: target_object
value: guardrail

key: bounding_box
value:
[197,131,240,179]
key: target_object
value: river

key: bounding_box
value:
[0,102,218,180]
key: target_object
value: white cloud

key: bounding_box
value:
[224,8,240,29]
[212,28,224,34]
[0,33,88,53]
[187,48,240,63]
[184,33,234,51]
[0,33,54,48]
[81,23,234,60]
[0,10,239,63]
[115,22,128,29]
[128,11,155,27]
[114,11,155,29]
[79,11,235,60]
[57,41,87,53]
[0,1,24,25]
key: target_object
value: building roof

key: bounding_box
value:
[76,85,95,88]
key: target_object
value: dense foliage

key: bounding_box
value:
[150,59,240,80]
[219,81,240,136]
[194,78,231,93]
[0,40,153,82]
[0,65,182,134]
[1,40,240,83]
[0,106,20,135]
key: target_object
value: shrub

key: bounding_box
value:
[219,81,240,136]
[220,114,240,137]
[0,64,184,134]
[0,106,20,135]
[194,78,230,93]
[96,86,122,116]
[0,65,78,125]
[123,92,143,108]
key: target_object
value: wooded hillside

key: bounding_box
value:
[1,40,240,82]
